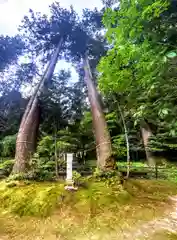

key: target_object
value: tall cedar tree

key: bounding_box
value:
[12,5,79,173]
[13,40,62,173]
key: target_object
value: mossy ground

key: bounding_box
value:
[145,232,177,240]
[0,179,176,239]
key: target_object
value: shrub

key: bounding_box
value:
[6,173,26,182]
[29,154,67,181]
[29,155,56,181]
[0,135,16,158]
[93,168,122,187]
[23,168,55,182]
[0,159,14,178]
[58,159,66,171]
[34,170,55,181]
[73,170,82,186]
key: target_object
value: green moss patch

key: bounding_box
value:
[0,179,176,219]
[0,182,65,217]
[0,178,126,217]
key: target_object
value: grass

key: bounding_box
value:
[0,178,176,239]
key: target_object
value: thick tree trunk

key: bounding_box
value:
[12,99,39,173]
[117,103,130,178]
[83,56,115,171]
[12,39,63,174]
[141,122,155,167]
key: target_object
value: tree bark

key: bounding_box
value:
[141,121,155,167]
[12,99,40,173]
[83,56,115,171]
[12,39,63,174]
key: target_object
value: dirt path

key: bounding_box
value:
[121,196,177,239]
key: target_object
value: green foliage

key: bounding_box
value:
[97,0,177,157]
[0,160,14,177]
[93,168,121,187]
[6,173,27,182]
[112,135,127,158]
[116,161,177,183]
[73,170,81,181]
[72,170,82,186]
[34,132,74,180]
[28,155,56,181]
[37,136,53,158]
[37,134,73,159]
[27,152,67,181]
[158,164,177,183]
[0,91,27,139]
[0,35,24,71]
[0,135,16,157]
[117,161,147,169]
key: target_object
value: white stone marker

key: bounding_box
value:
[66,153,73,184]
[65,153,78,191]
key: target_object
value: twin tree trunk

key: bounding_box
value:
[83,56,115,171]
[13,41,114,173]
[12,39,63,174]
[141,121,155,167]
